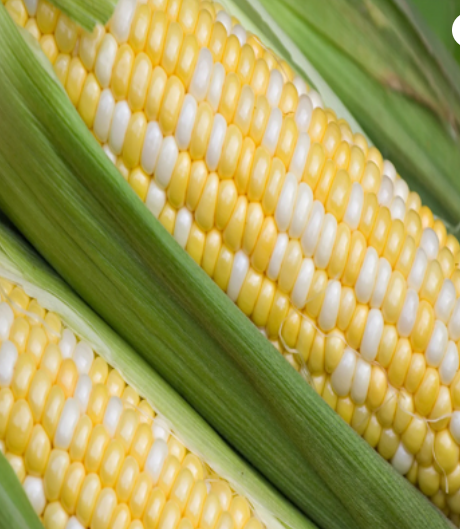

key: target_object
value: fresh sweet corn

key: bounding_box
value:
[7,0,460,522]
[0,279,264,529]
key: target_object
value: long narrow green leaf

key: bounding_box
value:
[0,7,450,529]
[0,453,43,529]
[0,221,313,529]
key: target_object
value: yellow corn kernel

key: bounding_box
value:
[5,452,26,483]
[367,367,387,410]
[346,304,368,351]
[42,385,65,439]
[5,0,27,26]
[322,122,341,158]
[56,358,78,398]
[44,449,70,501]
[195,8,213,47]
[79,25,105,71]
[250,95,270,146]
[162,22,184,74]
[395,236,416,278]
[378,428,399,460]
[242,203,264,256]
[129,3,152,52]
[275,117,297,167]
[382,220,404,267]
[12,352,36,399]
[27,325,48,364]
[61,462,86,514]
[420,259,444,304]
[419,205,434,229]
[429,386,452,432]
[85,424,110,473]
[36,0,59,34]
[382,271,407,324]
[130,471,154,519]
[202,229,222,277]
[143,487,166,528]
[10,316,30,353]
[186,223,206,265]
[358,193,378,240]
[342,230,367,287]
[89,356,109,385]
[116,456,140,502]
[308,108,327,143]
[24,424,51,476]
[40,34,59,63]
[168,152,191,208]
[77,473,102,527]
[128,53,153,111]
[438,247,455,278]
[223,196,247,252]
[215,180,238,231]
[252,279,276,328]
[336,397,354,425]
[87,383,110,425]
[40,344,62,383]
[337,287,356,332]
[376,325,398,368]
[218,125,243,180]
[415,368,439,416]
[145,66,168,121]
[326,168,351,222]
[404,352,426,394]
[361,162,381,195]
[195,172,219,232]
[43,502,69,529]
[348,145,365,182]
[55,13,77,53]
[261,158,285,216]
[69,415,92,462]
[278,240,302,295]
[25,18,41,40]
[0,389,14,439]
[387,339,411,388]
[100,439,125,487]
[404,209,422,246]
[130,423,153,468]
[363,415,382,448]
[190,102,213,160]
[315,160,336,205]
[92,488,118,529]
[44,312,61,343]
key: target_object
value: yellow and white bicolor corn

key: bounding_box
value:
[4,0,460,521]
[0,272,280,529]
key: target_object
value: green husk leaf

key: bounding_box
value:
[0,5,451,529]
[47,0,116,31]
[0,222,312,529]
[253,0,460,226]
[0,453,43,529]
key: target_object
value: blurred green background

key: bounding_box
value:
[414,0,460,62]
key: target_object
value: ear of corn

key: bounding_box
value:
[0,219,314,529]
[0,0,456,527]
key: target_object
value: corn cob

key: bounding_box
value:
[0,275,275,529]
[4,0,460,522]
